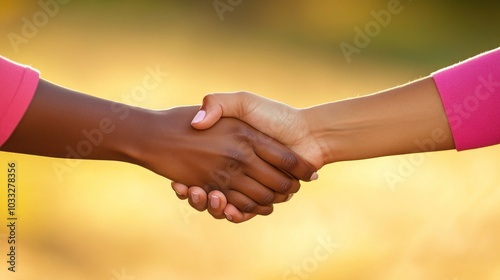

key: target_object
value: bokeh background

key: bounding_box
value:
[1,1,500,279]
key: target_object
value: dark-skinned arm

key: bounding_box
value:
[1,79,317,215]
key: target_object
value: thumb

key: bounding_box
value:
[191,92,252,130]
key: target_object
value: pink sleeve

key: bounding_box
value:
[432,47,500,151]
[0,56,40,147]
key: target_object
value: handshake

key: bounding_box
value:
[170,92,325,223]
[165,75,455,223]
[1,76,457,224]
[1,49,497,224]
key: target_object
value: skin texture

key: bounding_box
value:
[174,76,456,223]
[1,79,317,215]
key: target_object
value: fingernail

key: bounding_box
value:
[191,110,206,124]
[210,195,220,208]
[286,194,294,202]
[191,193,200,203]
[224,211,233,221]
[310,172,319,181]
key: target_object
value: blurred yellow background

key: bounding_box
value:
[1,1,500,279]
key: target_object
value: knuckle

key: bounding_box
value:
[278,179,293,193]
[235,91,250,99]
[241,201,257,213]
[226,158,242,176]
[261,191,276,205]
[228,149,243,162]
[202,93,216,104]
[233,139,256,161]
[203,183,217,192]
[281,153,299,170]
[233,126,254,142]
[209,170,231,192]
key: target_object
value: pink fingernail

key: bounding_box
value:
[310,172,319,181]
[210,195,220,208]
[191,193,200,203]
[224,211,233,221]
[191,110,206,124]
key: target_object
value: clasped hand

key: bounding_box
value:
[170,93,325,223]
[147,106,317,218]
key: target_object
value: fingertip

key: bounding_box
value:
[224,210,233,221]
[310,172,319,181]
[209,194,221,209]
[190,107,221,130]
[191,93,231,130]
[188,187,208,211]
[171,182,188,199]
[262,204,274,216]
[206,190,227,219]
[191,110,206,124]
[300,169,319,182]
[296,164,319,182]
[223,204,238,221]
[223,204,256,223]
[208,191,227,208]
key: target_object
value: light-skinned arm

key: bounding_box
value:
[178,47,500,222]
[174,76,455,222]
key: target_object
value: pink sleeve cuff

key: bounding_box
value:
[0,57,40,147]
[432,47,500,151]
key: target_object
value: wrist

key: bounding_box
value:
[118,106,203,183]
[303,77,454,164]
[302,100,373,164]
[105,104,157,166]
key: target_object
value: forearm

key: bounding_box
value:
[0,79,147,164]
[1,79,316,215]
[304,76,455,163]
